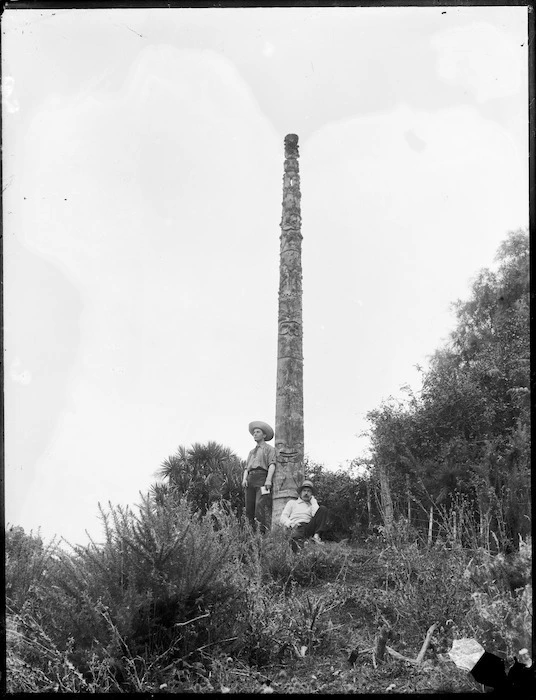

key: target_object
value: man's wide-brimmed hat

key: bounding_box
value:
[299,479,315,494]
[249,421,274,442]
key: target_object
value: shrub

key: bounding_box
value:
[6,494,251,691]
[5,525,59,613]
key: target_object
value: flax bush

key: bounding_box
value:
[237,580,347,667]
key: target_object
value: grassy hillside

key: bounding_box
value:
[5,498,532,694]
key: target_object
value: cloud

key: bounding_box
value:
[10,358,32,386]
[404,129,427,153]
[2,75,20,113]
[431,21,524,102]
[262,41,275,57]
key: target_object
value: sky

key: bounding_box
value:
[3,6,528,546]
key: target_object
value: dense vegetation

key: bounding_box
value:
[6,230,531,693]
[364,229,530,550]
[5,505,532,693]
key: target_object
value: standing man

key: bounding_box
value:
[280,479,330,551]
[243,421,276,533]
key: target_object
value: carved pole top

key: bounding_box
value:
[284,133,299,159]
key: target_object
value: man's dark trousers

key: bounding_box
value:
[290,505,330,550]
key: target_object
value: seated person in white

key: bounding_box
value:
[280,480,330,550]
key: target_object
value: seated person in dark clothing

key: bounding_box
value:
[279,479,330,550]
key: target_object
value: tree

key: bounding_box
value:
[154,441,245,515]
[364,229,530,547]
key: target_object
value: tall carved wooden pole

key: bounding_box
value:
[272,133,305,527]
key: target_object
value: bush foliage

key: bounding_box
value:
[365,229,530,549]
